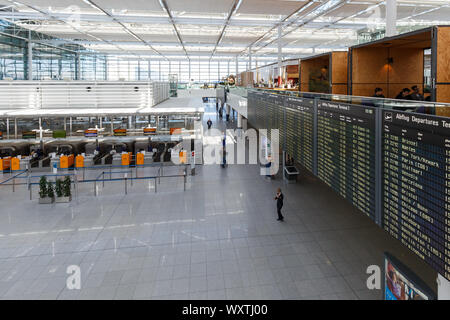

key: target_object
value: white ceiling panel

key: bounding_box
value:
[12,0,92,10]
[86,0,164,13]
[2,0,450,59]
[237,0,309,15]
[167,0,236,14]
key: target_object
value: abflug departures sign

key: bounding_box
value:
[317,101,376,221]
[382,110,450,281]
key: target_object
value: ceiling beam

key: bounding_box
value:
[6,0,135,56]
[81,0,168,59]
[158,0,189,60]
[252,0,347,54]
[210,0,242,58]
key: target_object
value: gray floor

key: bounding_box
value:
[0,103,437,300]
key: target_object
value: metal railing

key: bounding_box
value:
[233,86,450,112]
[0,163,188,200]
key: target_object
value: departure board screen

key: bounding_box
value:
[285,97,314,172]
[317,101,376,220]
[382,110,450,281]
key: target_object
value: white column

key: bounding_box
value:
[237,113,242,128]
[188,60,191,80]
[148,60,151,80]
[27,31,33,80]
[386,0,397,37]
[76,54,81,80]
[248,46,252,72]
[235,56,239,76]
[278,24,283,82]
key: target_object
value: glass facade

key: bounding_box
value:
[0,19,260,83]
[0,19,106,81]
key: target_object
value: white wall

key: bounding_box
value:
[438,275,450,300]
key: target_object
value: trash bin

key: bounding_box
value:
[284,166,299,183]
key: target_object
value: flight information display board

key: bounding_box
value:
[285,97,314,172]
[382,110,450,280]
[317,101,376,220]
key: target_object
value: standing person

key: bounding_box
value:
[274,188,284,221]
[207,119,212,130]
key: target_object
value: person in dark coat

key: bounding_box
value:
[207,119,212,129]
[274,188,284,221]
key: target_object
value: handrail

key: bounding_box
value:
[232,86,450,111]
[0,170,27,185]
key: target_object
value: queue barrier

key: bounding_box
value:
[1,165,188,198]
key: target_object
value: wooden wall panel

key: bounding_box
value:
[331,52,348,85]
[437,27,450,83]
[352,47,388,84]
[436,85,450,106]
[388,48,423,85]
[332,84,348,95]
[352,84,388,98]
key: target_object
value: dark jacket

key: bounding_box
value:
[276,193,284,209]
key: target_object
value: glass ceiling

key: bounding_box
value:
[0,0,449,62]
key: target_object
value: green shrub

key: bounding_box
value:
[63,176,71,197]
[39,176,48,198]
[55,179,63,198]
[47,181,54,198]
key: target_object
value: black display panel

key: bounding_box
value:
[317,101,376,220]
[382,110,450,281]
[285,97,314,172]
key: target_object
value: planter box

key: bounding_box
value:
[39,197,54,204]
[55,196,72,203]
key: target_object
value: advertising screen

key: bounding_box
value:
[384,253,435,300]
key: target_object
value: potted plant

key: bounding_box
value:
[39,176,54,204]
[55,178,63,197]
[56,176,72,203]
[46,180,55,202]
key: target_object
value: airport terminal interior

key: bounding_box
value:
[0,0,449,301]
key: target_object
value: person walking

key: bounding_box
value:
[274,188,284,221]
[207,119,212,130]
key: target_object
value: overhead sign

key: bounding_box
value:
[143,127,157,135]
[114,129,127,137]
[84,129,98,138]
[22,131,37,139]
[52,130,67,139]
